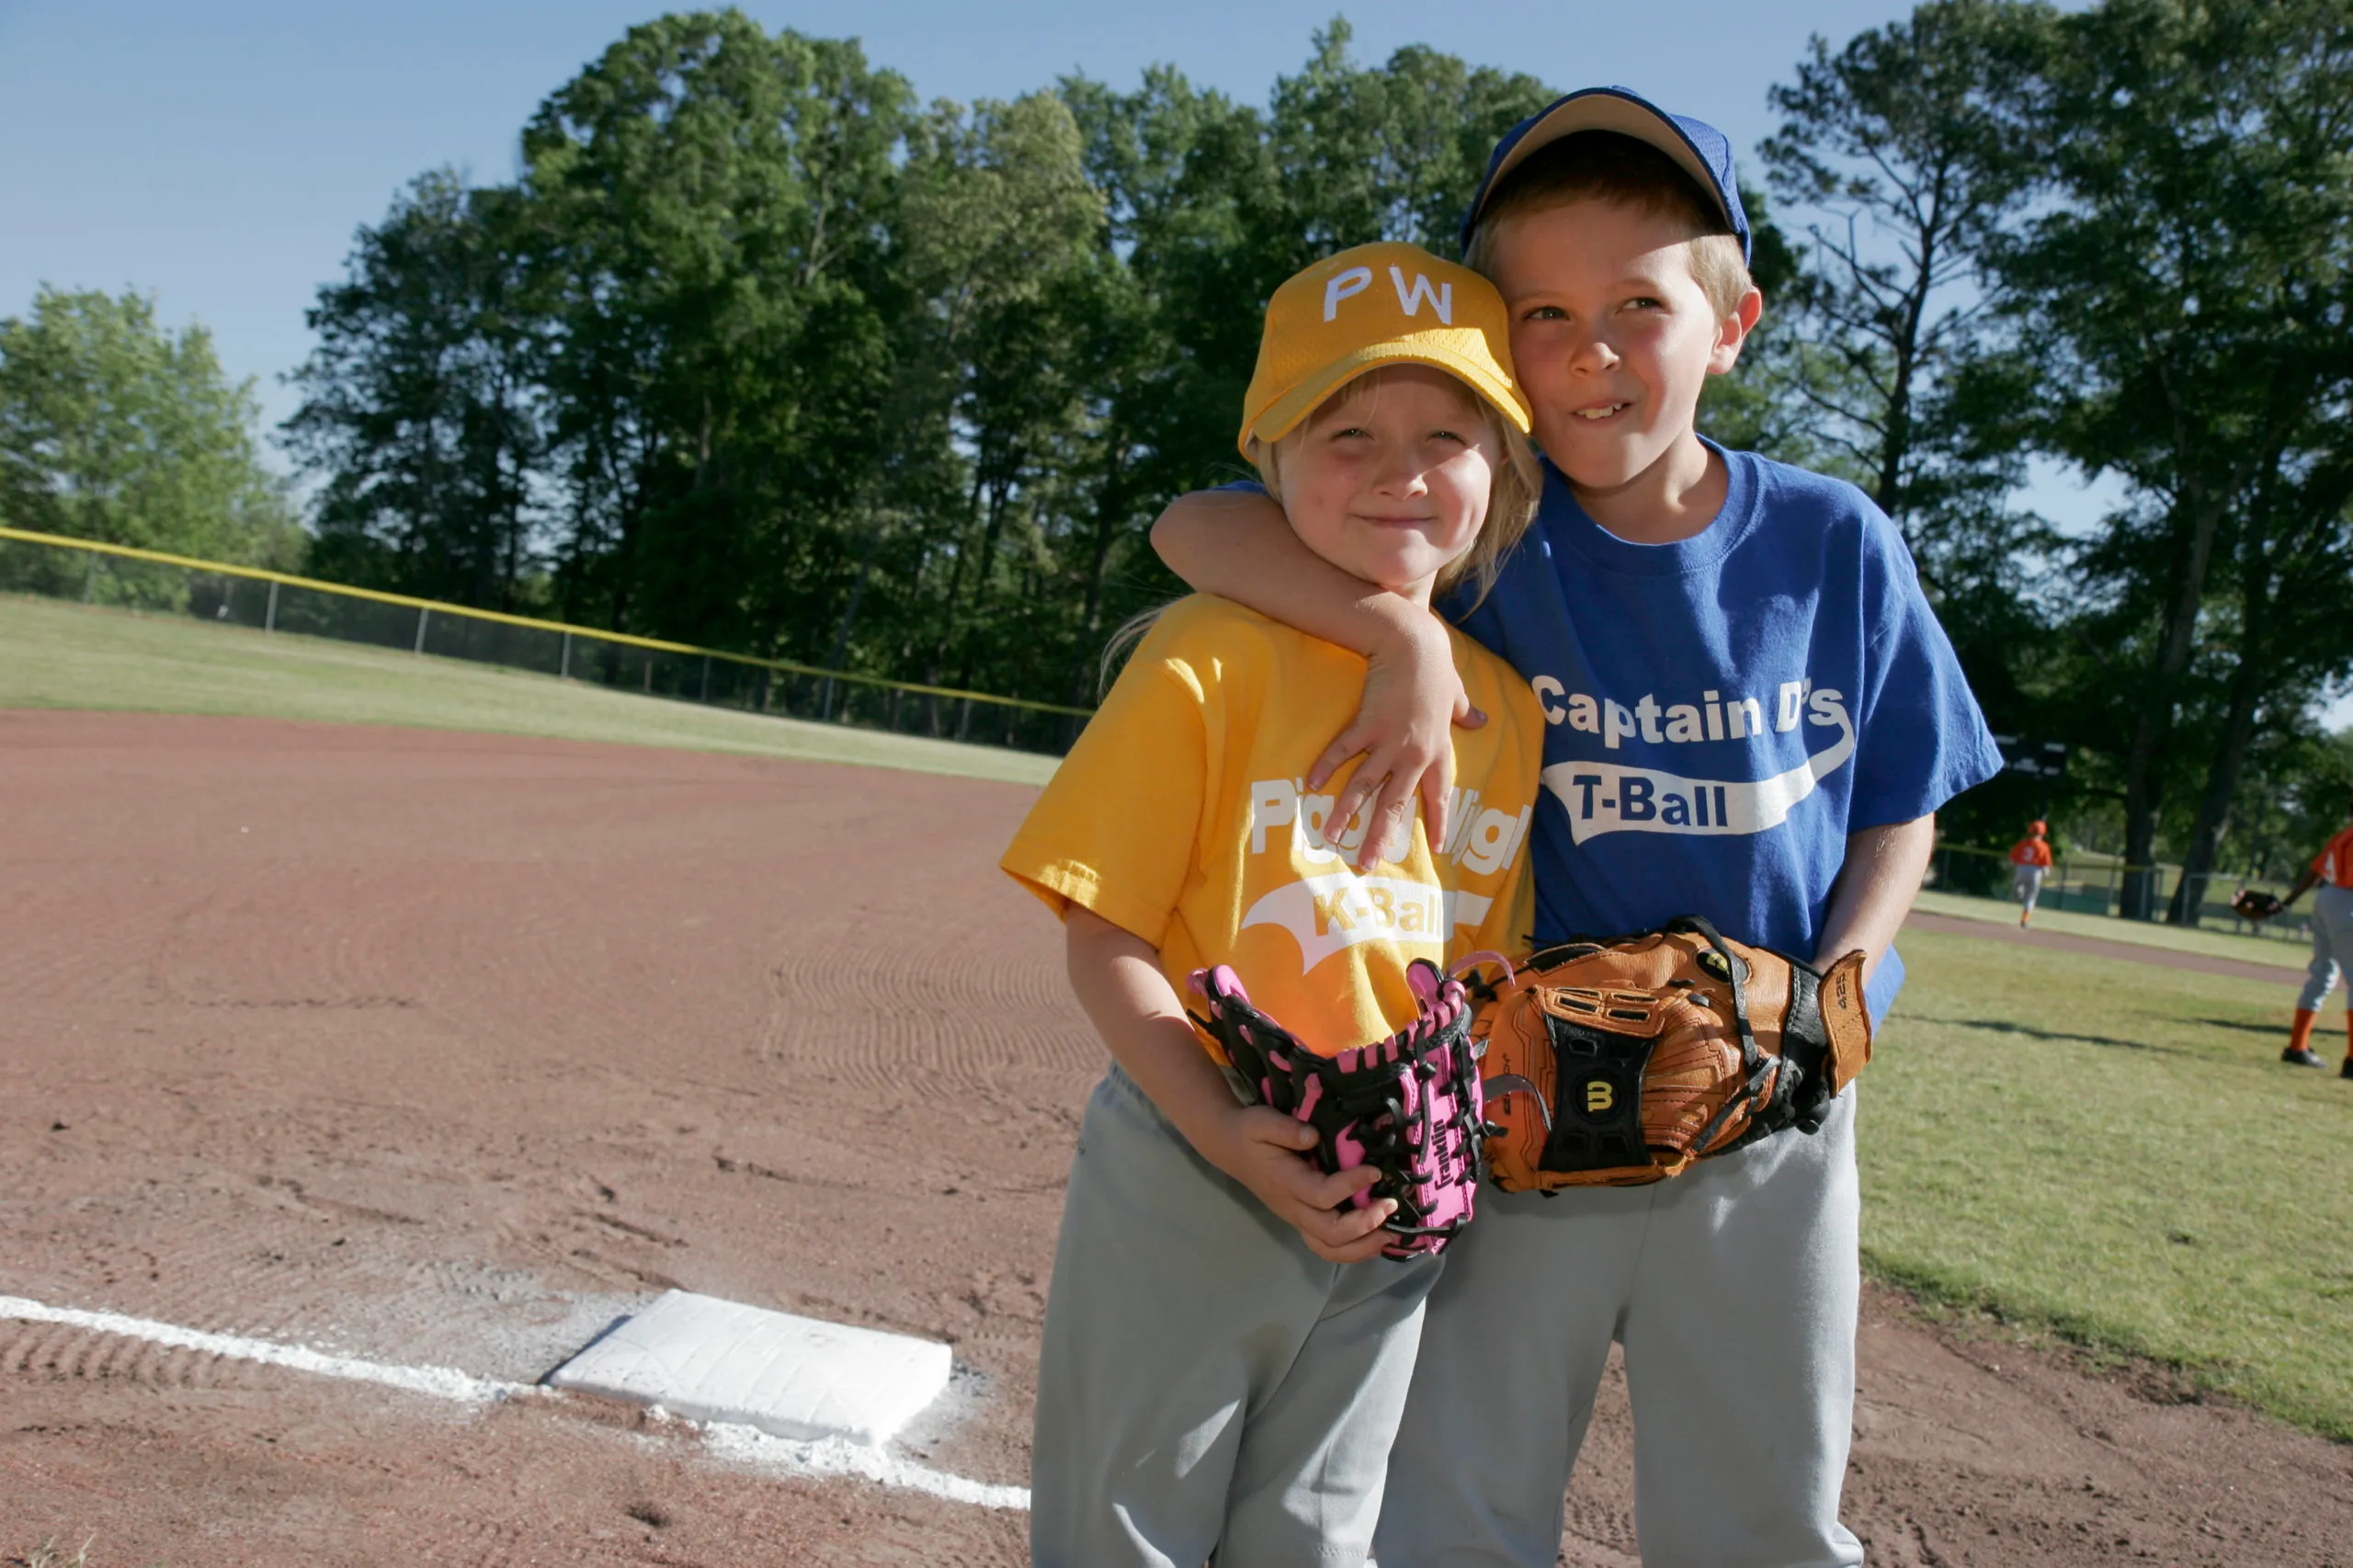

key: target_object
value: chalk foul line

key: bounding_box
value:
[703,1422,1030,1510]
[0,1292,1029,1513]
[0,1293,529,1403]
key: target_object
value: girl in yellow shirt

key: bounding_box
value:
[1001,244,1545,1568]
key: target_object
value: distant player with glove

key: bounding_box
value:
[1000,244,1545,1567]
[2271,789,2353,1073]
[2231,887,2284,924]
[2008,819,2054,926]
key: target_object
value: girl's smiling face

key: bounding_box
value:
[1272,365,1501,608]
[1489,198,1756,508]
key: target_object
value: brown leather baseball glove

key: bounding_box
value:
[2231,889,2284,923]
[1476,915,1874,1191]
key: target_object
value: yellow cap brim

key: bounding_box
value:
[1239,337,1533,458]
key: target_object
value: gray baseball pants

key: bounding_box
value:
[2298,882,2353,1013]
[1031,1064,1442,1568]
[1372,1091,1863,1568]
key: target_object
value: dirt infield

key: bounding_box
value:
[3,710,2348,1566]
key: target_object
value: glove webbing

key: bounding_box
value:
[1188,959,1489,1256]
[1668,915,1785,1157]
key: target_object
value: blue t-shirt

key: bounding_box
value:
[1446,447,2001,1017]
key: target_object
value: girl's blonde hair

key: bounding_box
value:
[1101,368,1541,691]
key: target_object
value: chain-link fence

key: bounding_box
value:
[12,525,2333,936]
[0,526,1090,756]
[1927,840,2313,941]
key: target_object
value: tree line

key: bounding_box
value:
[4,1,2349,919]
[273,14,1562,718]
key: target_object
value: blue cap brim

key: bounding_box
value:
[1461,86,1750,261]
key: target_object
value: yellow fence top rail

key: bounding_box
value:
[0,524,1092,717]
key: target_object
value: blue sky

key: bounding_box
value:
[2,0,1951,437]
[0,2,2214,595]
[9,3,2339,730]
[21,3,2329,723]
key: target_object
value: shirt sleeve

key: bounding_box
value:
[2317,827,2353,884]
[999,632,1210,947]
[1846,521,2006,829]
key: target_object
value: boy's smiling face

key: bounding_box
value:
[1488,198,1759,517]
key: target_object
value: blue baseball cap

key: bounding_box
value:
[1461,86,1751,261]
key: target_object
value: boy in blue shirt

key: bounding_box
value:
[1153,88,2001,1566]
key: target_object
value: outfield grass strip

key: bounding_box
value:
[0,596,1060,787]
[1910,887,2310,969]
[0,523,1090,716]
[1904,911,2299,984]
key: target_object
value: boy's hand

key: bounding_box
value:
[1194,1104,1395,1263]
[1312,613,1485,871]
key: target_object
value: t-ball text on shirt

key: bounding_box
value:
[1529,676,1859,845]
[1237,777,1533,972]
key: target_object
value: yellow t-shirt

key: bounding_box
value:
[1001,595,1541,1056]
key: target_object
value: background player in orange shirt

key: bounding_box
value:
[2007,819,2054,927]
[2276,790,2353,1074]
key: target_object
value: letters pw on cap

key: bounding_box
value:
[1239,241,1533,457]
[1461,85,1751,261]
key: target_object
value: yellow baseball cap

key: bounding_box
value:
[1238,241,1532,458]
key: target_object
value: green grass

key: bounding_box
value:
[1912,886,2312,970]
[0,594,1058,787]
[1866,925,2353,1436]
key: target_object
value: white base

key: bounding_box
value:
[547,1290,951,1447]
